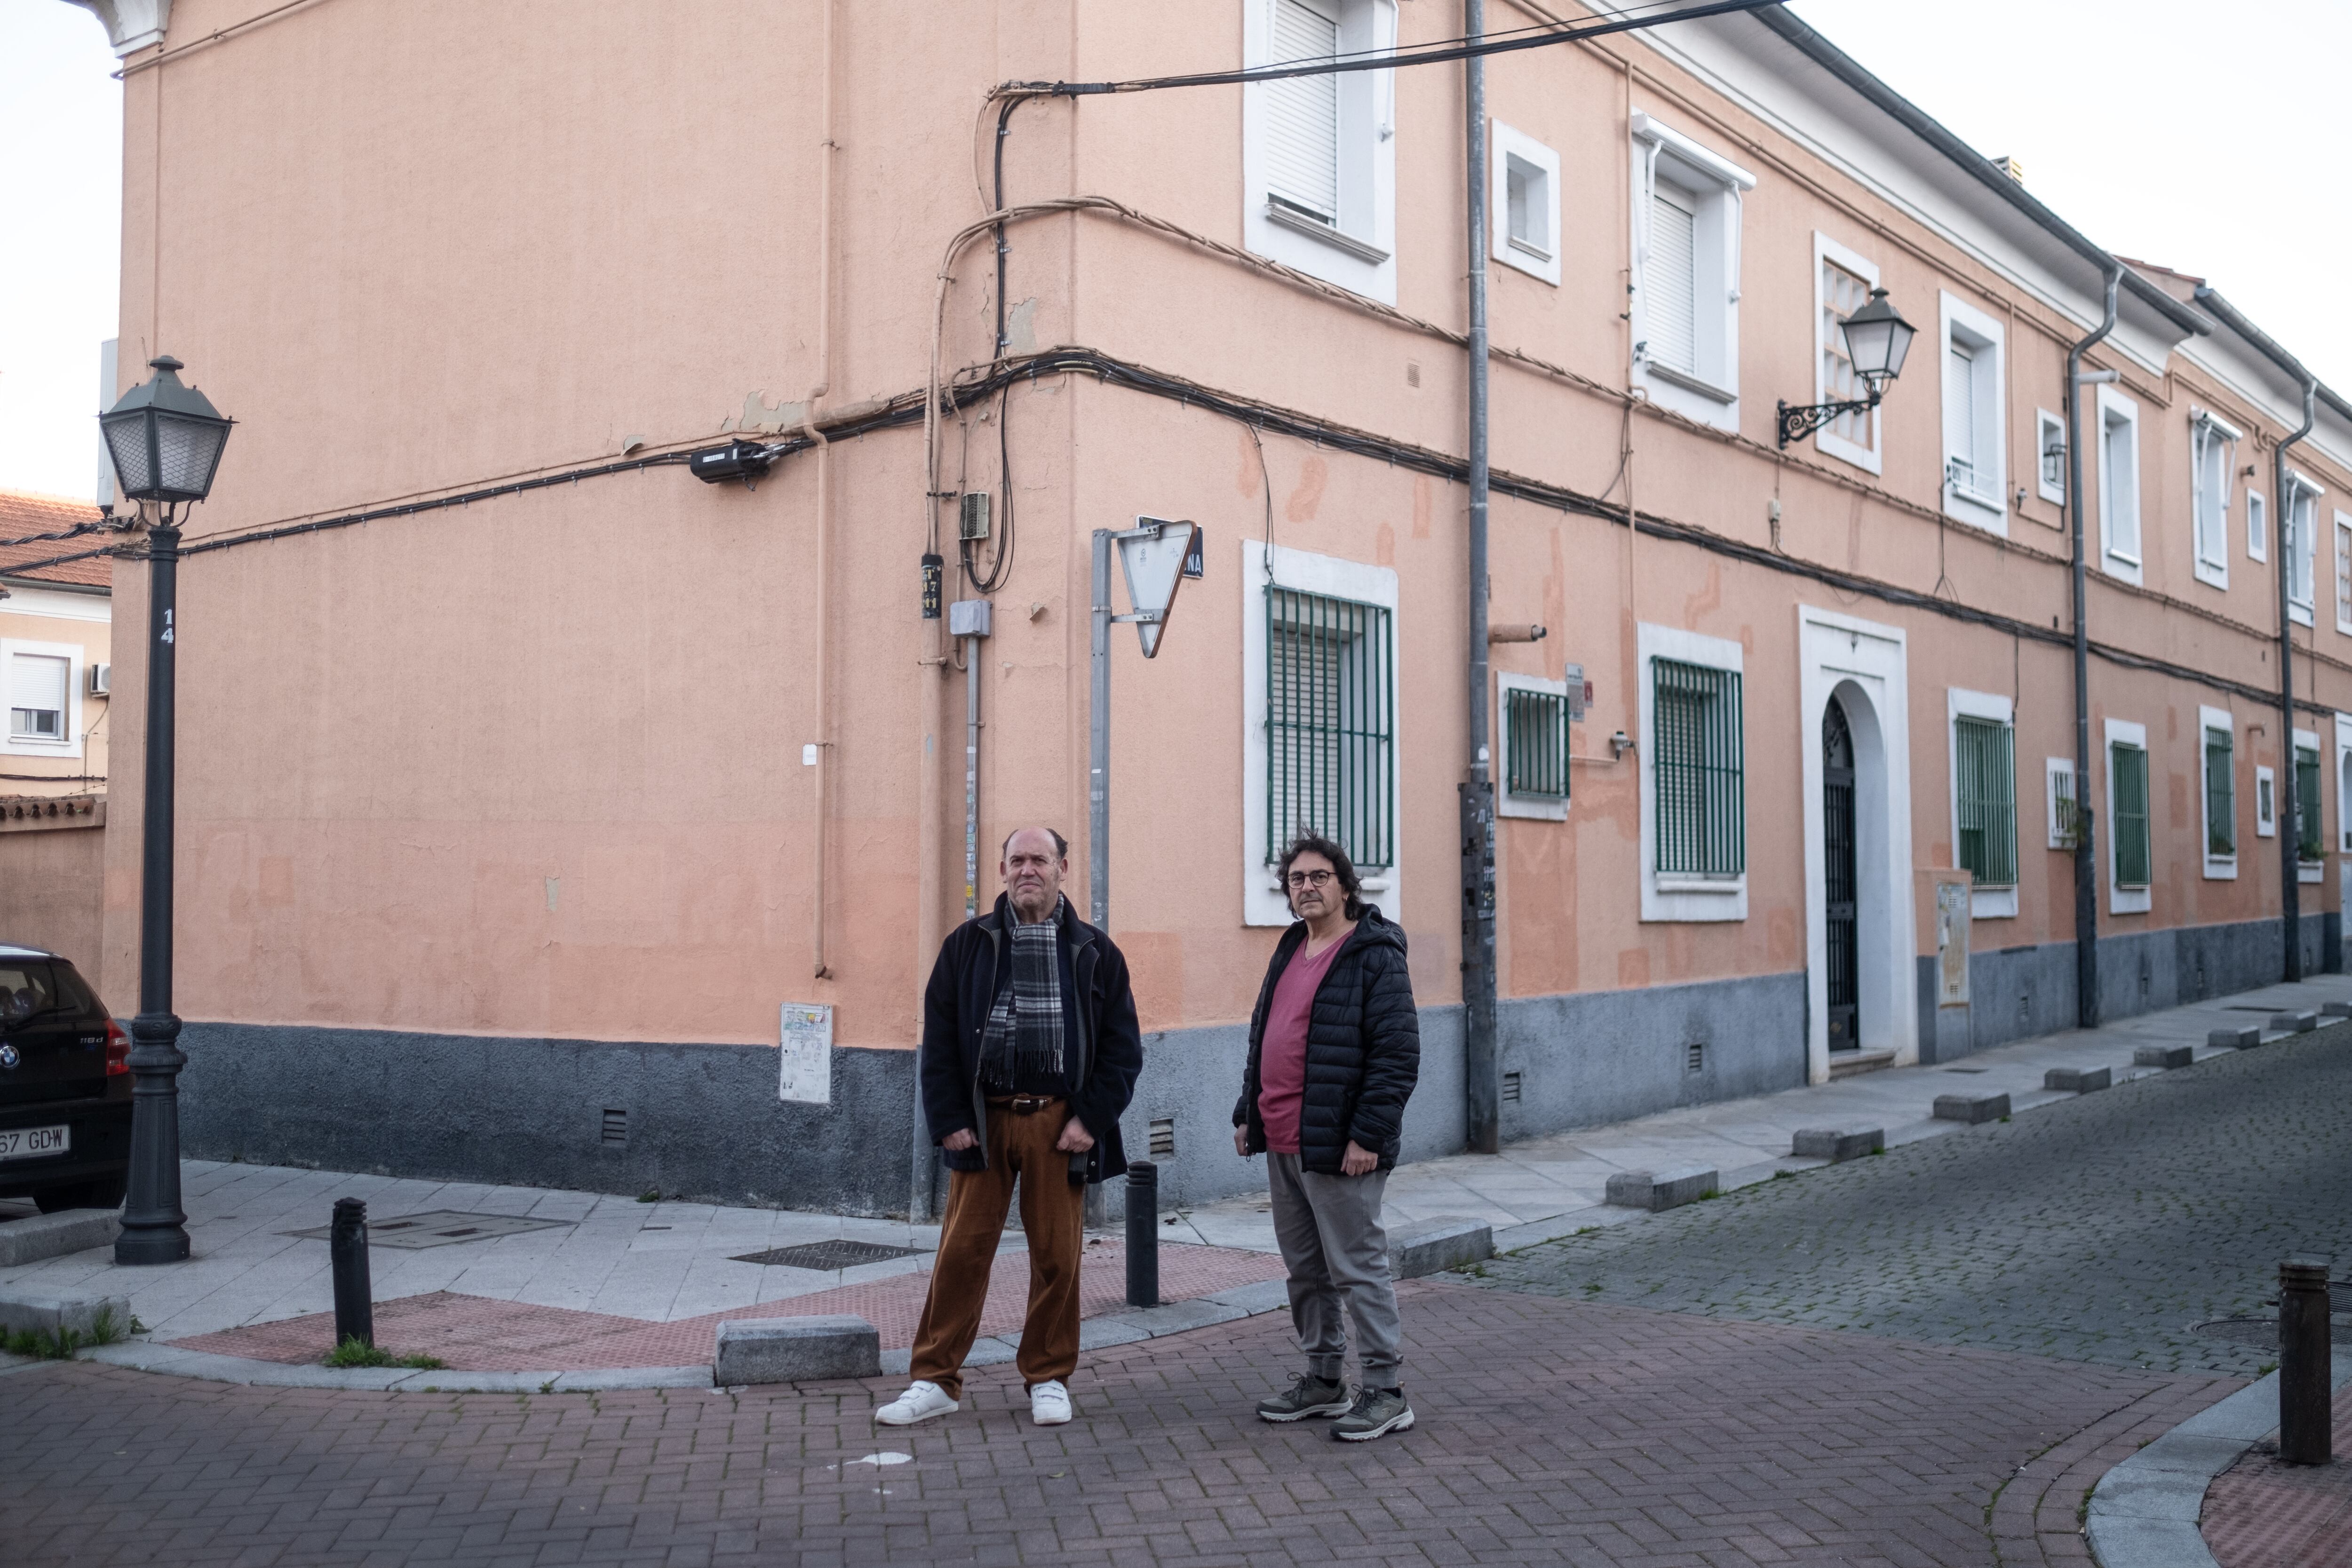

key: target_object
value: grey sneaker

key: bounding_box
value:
[1331,1385,1414,1441]
[1255,1372,1351,1423]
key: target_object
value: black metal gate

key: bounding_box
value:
[1823,696,1859,1052]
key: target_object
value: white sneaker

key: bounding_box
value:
[1029,1378,1073,1425]
[874,1380,958,1426]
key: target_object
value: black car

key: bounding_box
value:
[0,944,131,1212]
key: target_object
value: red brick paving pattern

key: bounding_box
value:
[2201,1386,2352,1568]
[171,1237,1289,1370]
[3,1280,2234,1567]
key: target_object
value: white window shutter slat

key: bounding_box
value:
[1266,0,1340,223]
[1646,185,1697,375]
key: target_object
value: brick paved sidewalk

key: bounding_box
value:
[1,1278,2235,1568]
[2202,1385,2352,1568]
[168,1239,1285,1371]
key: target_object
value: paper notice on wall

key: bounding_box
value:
[1934,879,1972,1007]
[779,1004,833,1105]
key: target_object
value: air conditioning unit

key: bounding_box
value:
[87,663,110,696]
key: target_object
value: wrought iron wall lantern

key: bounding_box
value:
[1775,288,1918,449]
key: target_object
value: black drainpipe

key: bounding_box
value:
[2067,266,2120,1028]
[2274,379,2319,979]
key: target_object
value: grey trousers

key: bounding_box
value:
[1266,1151,1403,1385]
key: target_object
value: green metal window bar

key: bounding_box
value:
[1505,686,1570,801]
[1653,658,1744,876]
[2111,741,2150,888]
[2204,727,2234,857]
[1264,586,1394,868]
[2297,745,2323,863]
[1955,717,2017,890]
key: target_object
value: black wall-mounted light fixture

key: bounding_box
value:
[1776,287,1919,449]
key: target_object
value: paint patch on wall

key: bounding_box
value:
[1005,297,1040,356]
[1618,948,1651,987]
[1286,456,1328,522]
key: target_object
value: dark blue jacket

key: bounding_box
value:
[920,894,1143,1184]
[1234,906,1420,1174]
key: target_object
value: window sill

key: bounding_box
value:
[2193,560,2229,590]
[1970,886,2018,918]
[1656,875,1742,894]
[2299,861,2325,884]
[2203,856,2239,881]
[1498,790,1569,822]
[1641,359,1736,405]
[1264,202,1391,265]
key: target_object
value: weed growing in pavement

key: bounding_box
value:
[324,1337,445,1370]
[4,1306,129,1360]
[637,1190,661,1203]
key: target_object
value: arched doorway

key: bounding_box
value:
[1823,694,1859,1053]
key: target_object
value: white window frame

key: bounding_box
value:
[2335,509,2352,636]
[1240,536,1402,926]
[2104,716,2151,915]
[2247,487,2268,564]
[1637,621,1746,923]
[2035,410,2067,506]
[1,639,84,760]
[2285,470,2321,626]
[1946,688,2017,918]
[1242,0,1398,304]
[2045,757,2078,850]
[1629,111,1753,434]
[1809,233,1881,474]
[2294,725,2325,881]
[2189,408,2239,591]
[2336,712,2352,856]
[2255,764,2276,838]
[2096,385,2142,586]
[2198,705,2237,880]
[1939,293,2008,534]
[1490,119,1560,287]
[1496,670,1570,821]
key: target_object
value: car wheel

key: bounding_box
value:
[33,1176,127,1214]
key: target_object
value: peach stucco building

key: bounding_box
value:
[56,0,2352,1216]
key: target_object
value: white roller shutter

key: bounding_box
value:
[8,653,69,739]
[1266,0,1341,224]
[1645,183,1698,375]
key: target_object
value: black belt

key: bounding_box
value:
[987,1095,1060,1115]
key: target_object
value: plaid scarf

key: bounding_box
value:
[980,899,1067,1091]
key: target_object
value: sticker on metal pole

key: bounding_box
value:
[1115,517,1196,658]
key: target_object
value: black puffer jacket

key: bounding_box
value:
[1233,905,1420,1174]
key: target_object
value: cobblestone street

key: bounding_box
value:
[7,1034,2345,1565]
[1472,1029,2352,1375]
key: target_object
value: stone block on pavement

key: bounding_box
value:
[1605,1165,1716,1212]
[2135,1044,2194,1070]
[0,1287,132,1341]
[1791,1128,1883,1162]
[1390,1217,1493,1278]
[2044,1066,2111,1092]
[2323,1001,2352,1019]
[713,1315,879,1385]
[1933,1091,2010,1125]
[0,1208,120,1269]
[2270,1011,2318,1033]
[2206,1027,2260,1050]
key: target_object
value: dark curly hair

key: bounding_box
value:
[1278,834,1364,919]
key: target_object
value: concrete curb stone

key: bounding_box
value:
[2136,1045,2195,1070]
[0,1286,132,1339]
[2047,1067,2114,1092]
[0,1209,120,1269]
[1932,1091,2010,1124]
[2269,1011,2318,1033]
[1791,1128,1884,1162]
[2205,1027,2260,1050]
[1390,1217,1494,1277]
[714,1315,880,1385]
[1604,1165,1717,1211]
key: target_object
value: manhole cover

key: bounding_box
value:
[284,1210,573,1249]
[731,1240,925,1271]
[2194,1316,2352,1349]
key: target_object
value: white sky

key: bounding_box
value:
[0,0,2345,499]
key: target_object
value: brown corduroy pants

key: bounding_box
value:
[909,1096,1086,1399]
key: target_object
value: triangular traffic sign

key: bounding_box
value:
[1118,517,1195,658]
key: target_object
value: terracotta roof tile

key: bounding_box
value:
[0,489,117,590]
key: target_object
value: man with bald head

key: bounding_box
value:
[877,826,1144,1428]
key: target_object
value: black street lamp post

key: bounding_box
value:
[1777,287,1921,448]
[98,355,232,1267]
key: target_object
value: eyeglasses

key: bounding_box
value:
[1284,869,1336,889]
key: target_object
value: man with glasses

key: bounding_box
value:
[1233,834,1421,1441]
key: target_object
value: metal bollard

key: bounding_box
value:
[1125,1161,1158,1309]
[330,1197,373,1350]
[2279,1255,2333,1465]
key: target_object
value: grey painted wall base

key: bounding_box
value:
[1915,913,2344,1064]
[176,912,2330,1218]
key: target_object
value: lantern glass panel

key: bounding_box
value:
[156,413,230,499]
[102,414,154,497]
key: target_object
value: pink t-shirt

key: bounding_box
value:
[1257,934,1347,1155]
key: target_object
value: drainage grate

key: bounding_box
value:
[2195,1316,2352,1350]
[601,1108,628,1146]
[1148,1118,1176,1159]
[730,1239,925,1271]
[1502,1071,1522,1104]
[286,1210,573,1250]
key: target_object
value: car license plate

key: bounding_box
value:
[0,1125,69,1161]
